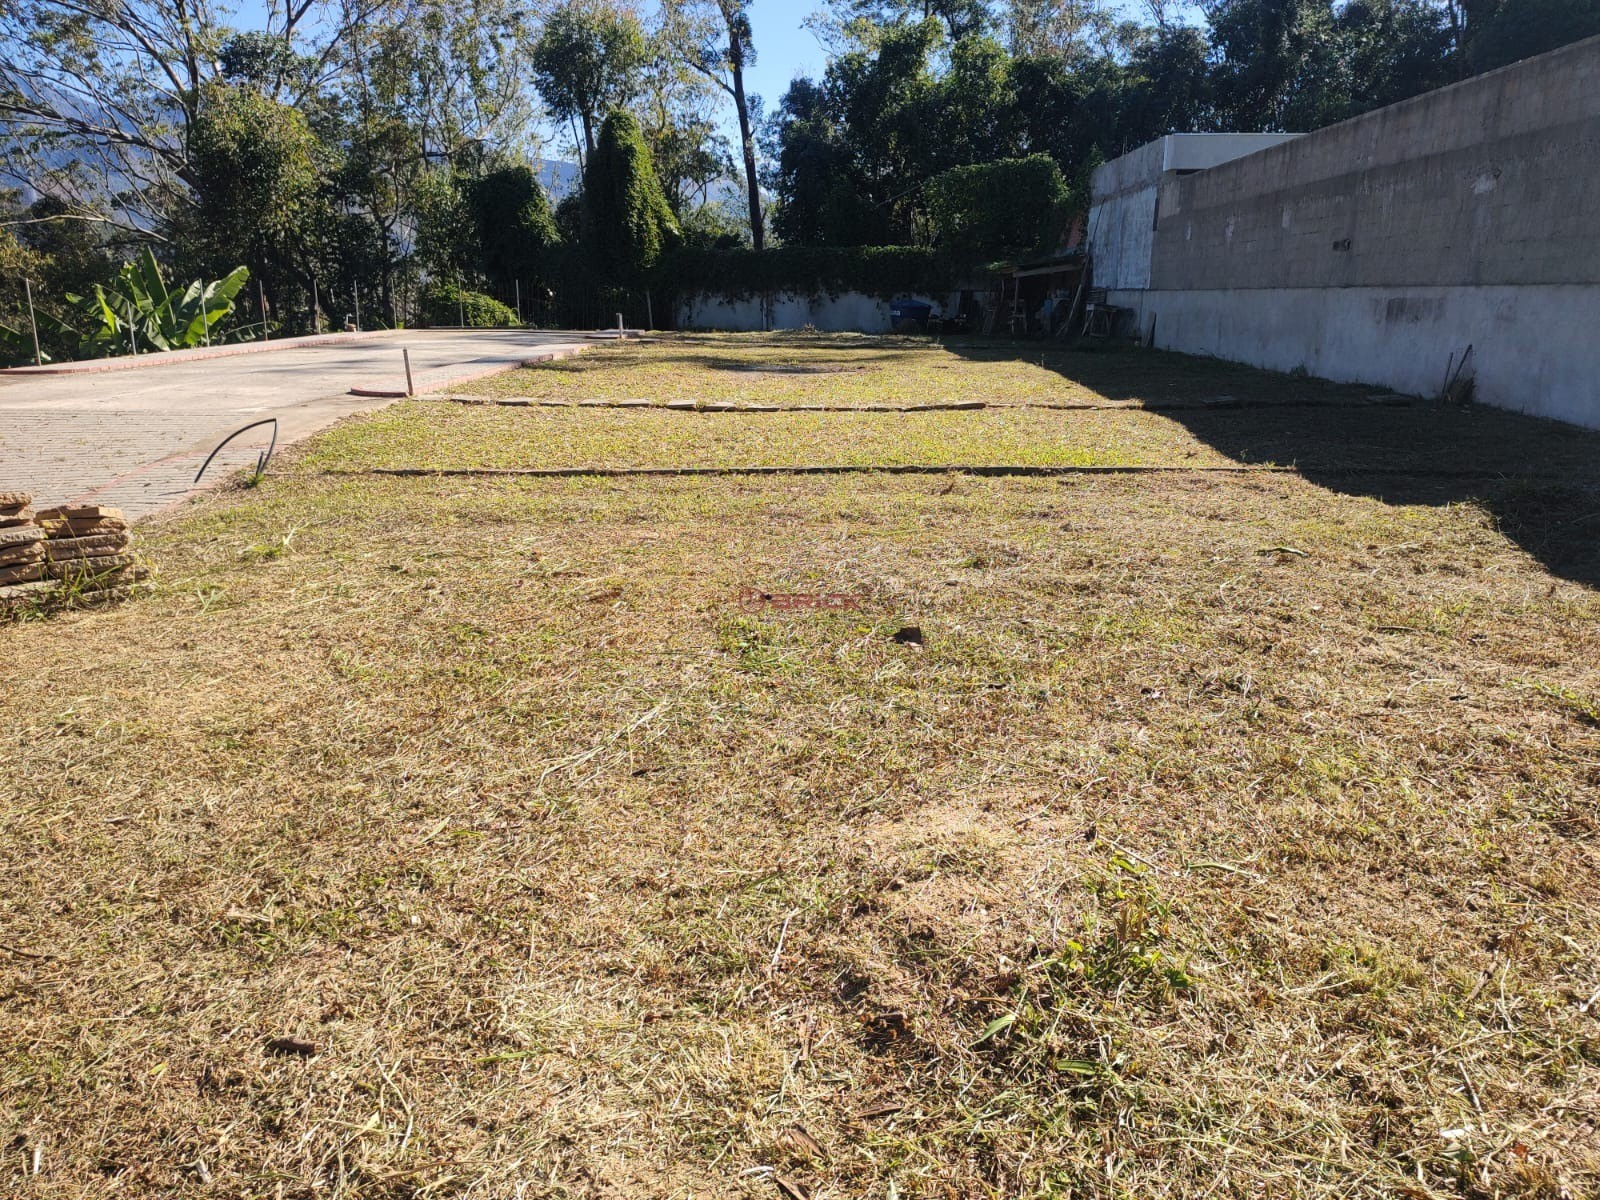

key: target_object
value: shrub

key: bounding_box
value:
[420,284,518,328]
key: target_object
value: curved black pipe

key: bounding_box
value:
[194,418,279,485]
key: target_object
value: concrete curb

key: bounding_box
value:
[348,343,594,399]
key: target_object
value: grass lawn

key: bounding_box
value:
[3,333,1598,1199]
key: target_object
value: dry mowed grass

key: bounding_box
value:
[3,333,1599,1200]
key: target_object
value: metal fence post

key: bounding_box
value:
[23,278,42,366]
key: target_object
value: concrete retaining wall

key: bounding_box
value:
[1088,134,1305,293]
[1140,285,1600,422]
[1093,36,1600,429]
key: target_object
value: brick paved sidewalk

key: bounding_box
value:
[0,409,279,516]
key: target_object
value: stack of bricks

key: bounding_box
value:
[0,492,51,608]
[0,494,142,614]
[37,504,139,601]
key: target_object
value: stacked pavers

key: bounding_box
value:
[36,505,139,601]
[0,494,143,613]
[0,493,51,607]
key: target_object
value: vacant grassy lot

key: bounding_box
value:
[3,333,1598,1199]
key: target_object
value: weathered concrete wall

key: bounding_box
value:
[1124,35,1600,428]
[1087,180,1158,292]
[676,291,946,332]
[1088,134,1304,292]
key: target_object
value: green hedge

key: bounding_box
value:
[925,155,1071,256]
[657,246,992,302]
[421,284,519,328]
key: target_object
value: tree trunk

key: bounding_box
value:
[726,14,765,251]
[581,109,596,163]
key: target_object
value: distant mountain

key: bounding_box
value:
[531,157,744,208]
[533,158,581,199]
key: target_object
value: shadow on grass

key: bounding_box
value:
[946,339,1600,586]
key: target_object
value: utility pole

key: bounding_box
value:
[260,280,270,340]
[23,279,42,366]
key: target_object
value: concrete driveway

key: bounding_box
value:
[0,329,593,519]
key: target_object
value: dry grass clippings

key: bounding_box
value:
[3,334,1598,1199]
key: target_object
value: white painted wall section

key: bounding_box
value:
[676,291,946,332]
[1144,285,1600,424]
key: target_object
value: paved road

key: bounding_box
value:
[0,330,592,519]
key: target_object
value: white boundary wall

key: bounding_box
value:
[676,292,945,333]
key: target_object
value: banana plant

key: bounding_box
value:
[0,322,47,364]
[68,249,250,357]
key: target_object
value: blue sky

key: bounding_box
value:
[742,0,828,114]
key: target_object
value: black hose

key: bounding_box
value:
[195,418,279,485]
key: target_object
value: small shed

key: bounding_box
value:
[986,249,1087,337]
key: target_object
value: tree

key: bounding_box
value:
[1339,0,1453,106]
[930,35,1023,173]
[766,79,885,246]
[1004,0,1120,57]
[14,197,118,298]
[1,190,121,363]
[646,110,735,219]
[582,110,680,280]
[390,0,541,163]
[767,18,942,244]
[0,0,385,238]
[679,199,749,249]
[466,165,562,295]
[661,0,768,248]
[637,23,736,218]
[1120,25,1220,137]
[530,0,648,162]
[0,195,47,364]
[1458,0,1599,71]
[1205,0,1453,130]
[925,154,1071,253]
[812,0,992,43]
[413,168,478,279]
[186,84,326,281]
